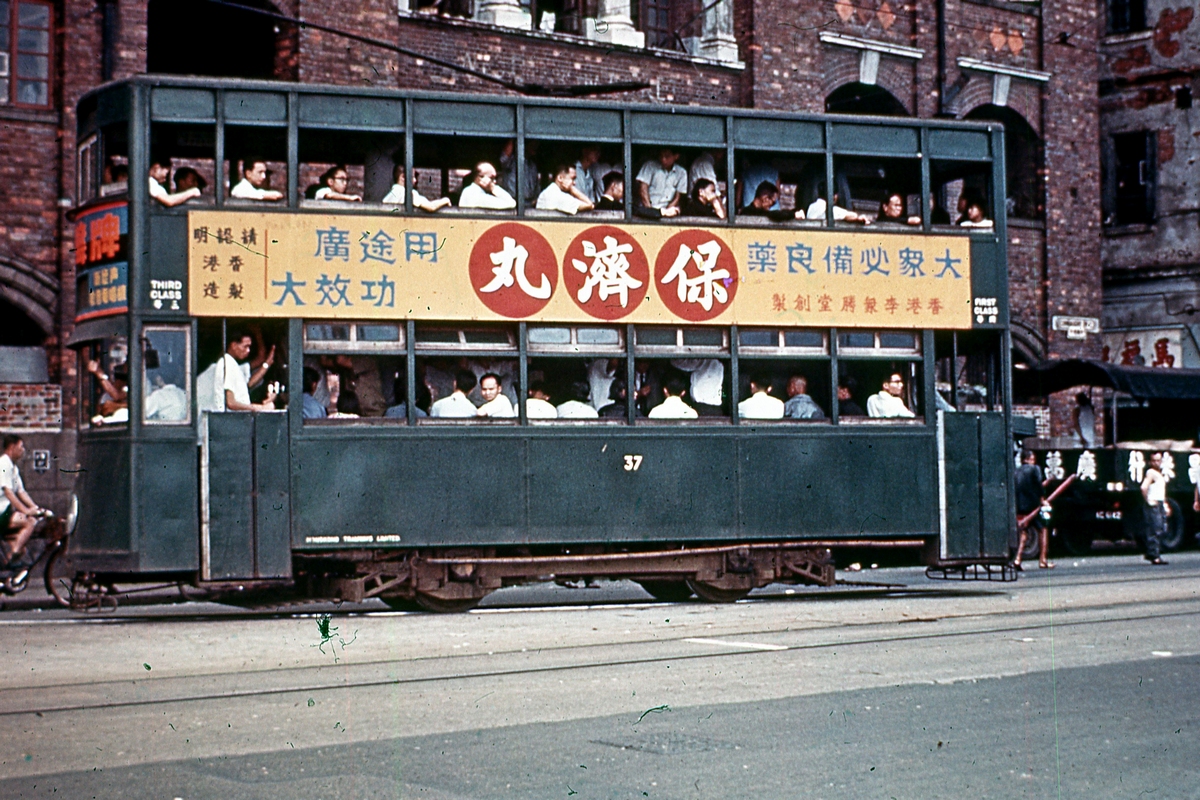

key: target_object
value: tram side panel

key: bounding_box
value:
[74,435,134,566]
[134,440,199,571]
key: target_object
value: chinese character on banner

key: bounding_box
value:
[193,226,209,244]
[360,275,396,308]
[1046,450,1065,480]
[841,296,855,313]
[1128,450,1145,484]
[228,283,244,300]
[746,242,777,273]
[658,235,736,319]
[314,227,351,262]
[203,255,220,271]
[229,255,243,272]
[404,232,439,263]
[468,223,558,318]
[793,294,810,312]
[787,243,814,274]
[1160,452,1176,481]
[898,247,925,278]
[241,228,257,246]
[823,245,853,275]
[316,273,353,306]
[89,213,121,262]
[203,281,220,299]
[884,296,899,314]
[271,272,307,307]
[359,230,397,265]
[74,223,88,266]
[935,248,962,278]
[928,298,943,315]
[817,294,832,312]
[568,232,646,316]
[860,247,890,276]
[1076,451,1097,481]
[906,297,921,314]
[215,228,232,245]
[772,293,787,312]
[864,296,878,314]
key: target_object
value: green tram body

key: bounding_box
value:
[66,76,1016,607]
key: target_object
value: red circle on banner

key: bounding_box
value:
[561,226,650,321]
[469,223,559,318]
[652,229,738,322]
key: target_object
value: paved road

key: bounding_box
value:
[1,552,1197,798]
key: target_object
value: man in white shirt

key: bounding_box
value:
[556,382,599,419]
[648,374,698,420]
[535,164,595,215]
[197,331,277,412]
[525,382,558,419]
[1141,452,1170,565]
[738,377,784,419]
[636,148,688,213]
[806,185,866,224]
[671,359,724,415]
[149,161,201,207]
[382,164,451,211]
[476,373,516,418]
[230,160,284,201]
[430,371,479,418]
[866,373,915,418]
[0,434,43,565]
[459,162,516,210]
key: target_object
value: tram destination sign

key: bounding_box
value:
[187,211,973,328]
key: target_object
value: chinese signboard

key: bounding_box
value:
[1102,329,1183,369]
[74,201,129,322]
[186,211,973,328]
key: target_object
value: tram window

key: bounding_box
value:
[937,330,1004,411]
[837,330,920,356]
[414,325,517,351]
[524,140,621,217]
[931,161,994,230]
[196,319,286,412]
[839,362,923,423]
[142,326,190,424]
[736,359,830,422]
[732,151,818,223]
[77,133,100,204]
[79,334,129,428]
[224,125,287,203]
[829,156,920,226]
[412,134,520,212]
[298,129,400,205]
[150,122,216,208]
[738,328,828,355]
[637,358,731,420]
[527,326,623,353]
[303,321,403,353]
[300,162,365,205]
[302,354,400,420]
[414,356,519,422]
[98,123,129,198]
[634,326,728,353]
[525,358,621,422]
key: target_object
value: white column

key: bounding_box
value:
[475,0,529,29]
[698,0,738,63]
[588,0,645,48]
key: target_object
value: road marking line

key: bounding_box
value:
[684,637,788,651]
[1151,651,1173,657]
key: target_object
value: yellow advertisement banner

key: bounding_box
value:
[187,211,973,328]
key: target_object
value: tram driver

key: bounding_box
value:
[197,330,278,412]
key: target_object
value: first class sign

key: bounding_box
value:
[186,211,974,329]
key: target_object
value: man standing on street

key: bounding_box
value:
[1140,452,1170,565]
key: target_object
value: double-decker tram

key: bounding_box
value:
[62,76,1017,610]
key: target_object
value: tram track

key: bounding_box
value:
[4,594,1198,720]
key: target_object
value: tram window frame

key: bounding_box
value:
[836,330,921,357]
[838,360,924,424]
[737,328,828,355]
[931,160,995,231]
[297,128,399,206]
[735,356,832,424]
[411,134,521,214]
[831,155,922,227]
[223,126,288,206]
[77,133,100,205]
[141,325,192,425]
[413,325,519,353]
[149,122,218,210]
[303,322,405,355]
[523,139,622,219]
[79,334,129,429]
[731,150,821,224]
[526,325,624,354]
[633,326,728,354]
[96,123,129,198]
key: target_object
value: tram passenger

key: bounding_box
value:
[587,358,620,410]
[683,178,726,220]
[647,374,698,420]
[806,184,866,224]
[0,434,45,567]
[329,390,362,418]
[636,148,687,216]
[86,358,128,419]
[311,165,362,202]
[595,172,625,212]
[689,149,724,190]
[230,160,284,202]
[429,370,478,418]
[739,181,804,222]
[384,375,429,419]
[476,373,516,418]
[633,360,663,415]
[959,199,994,228]
[173,167,207,197]
[574,145,605,204]
[738,376,784,419]
[737,161,778,209]
[458,162,516,210]
[535,164,595,215]
[783,375,825,420]
[556,382,599,419]
[598,378,638,419]
[837,377,866,417]
[382,164,451,211]
[148,160,201,207]
[498,139,540,204]
[670,359,724,416]
[876,192,920,226]
[198,330,278,412]
[866,373,915,418]
[301,367,327,419]
[930,192,951,225]
[525,382,558,419]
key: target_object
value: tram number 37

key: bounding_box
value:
[623,455,644,472]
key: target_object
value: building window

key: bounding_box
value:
[1107,0,1146,35]
[634,0,700,53]
[0,1,52,107]
[1103,131,1155,227]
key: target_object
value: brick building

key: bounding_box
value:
[1098,1,1199,373]
[0,0,1102,509]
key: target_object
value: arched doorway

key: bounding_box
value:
[825,83,909,116]
[147,0,284,79]
[965,105,1043,220]
[0,299,47,347]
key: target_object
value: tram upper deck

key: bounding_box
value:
[66,77,1015,585]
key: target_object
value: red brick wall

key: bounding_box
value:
[0,384,63,431]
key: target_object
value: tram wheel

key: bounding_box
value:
[685,579,752,603]
[413,592,484,613]
[636,580,695,602]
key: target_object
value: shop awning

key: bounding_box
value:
[1014,359,1200,400]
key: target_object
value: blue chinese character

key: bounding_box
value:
[823,245,853,275]
[786,243,814,274]
[746,242,777,273]
[270,272,307,306]
[860,247,890,276]
[898,247,925,278]
[359,230,396,265]
[935,248,962,278]
[405,231,440,263]
[315,273,352,306]
[314,227,351,262]
[360,275,396,308]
